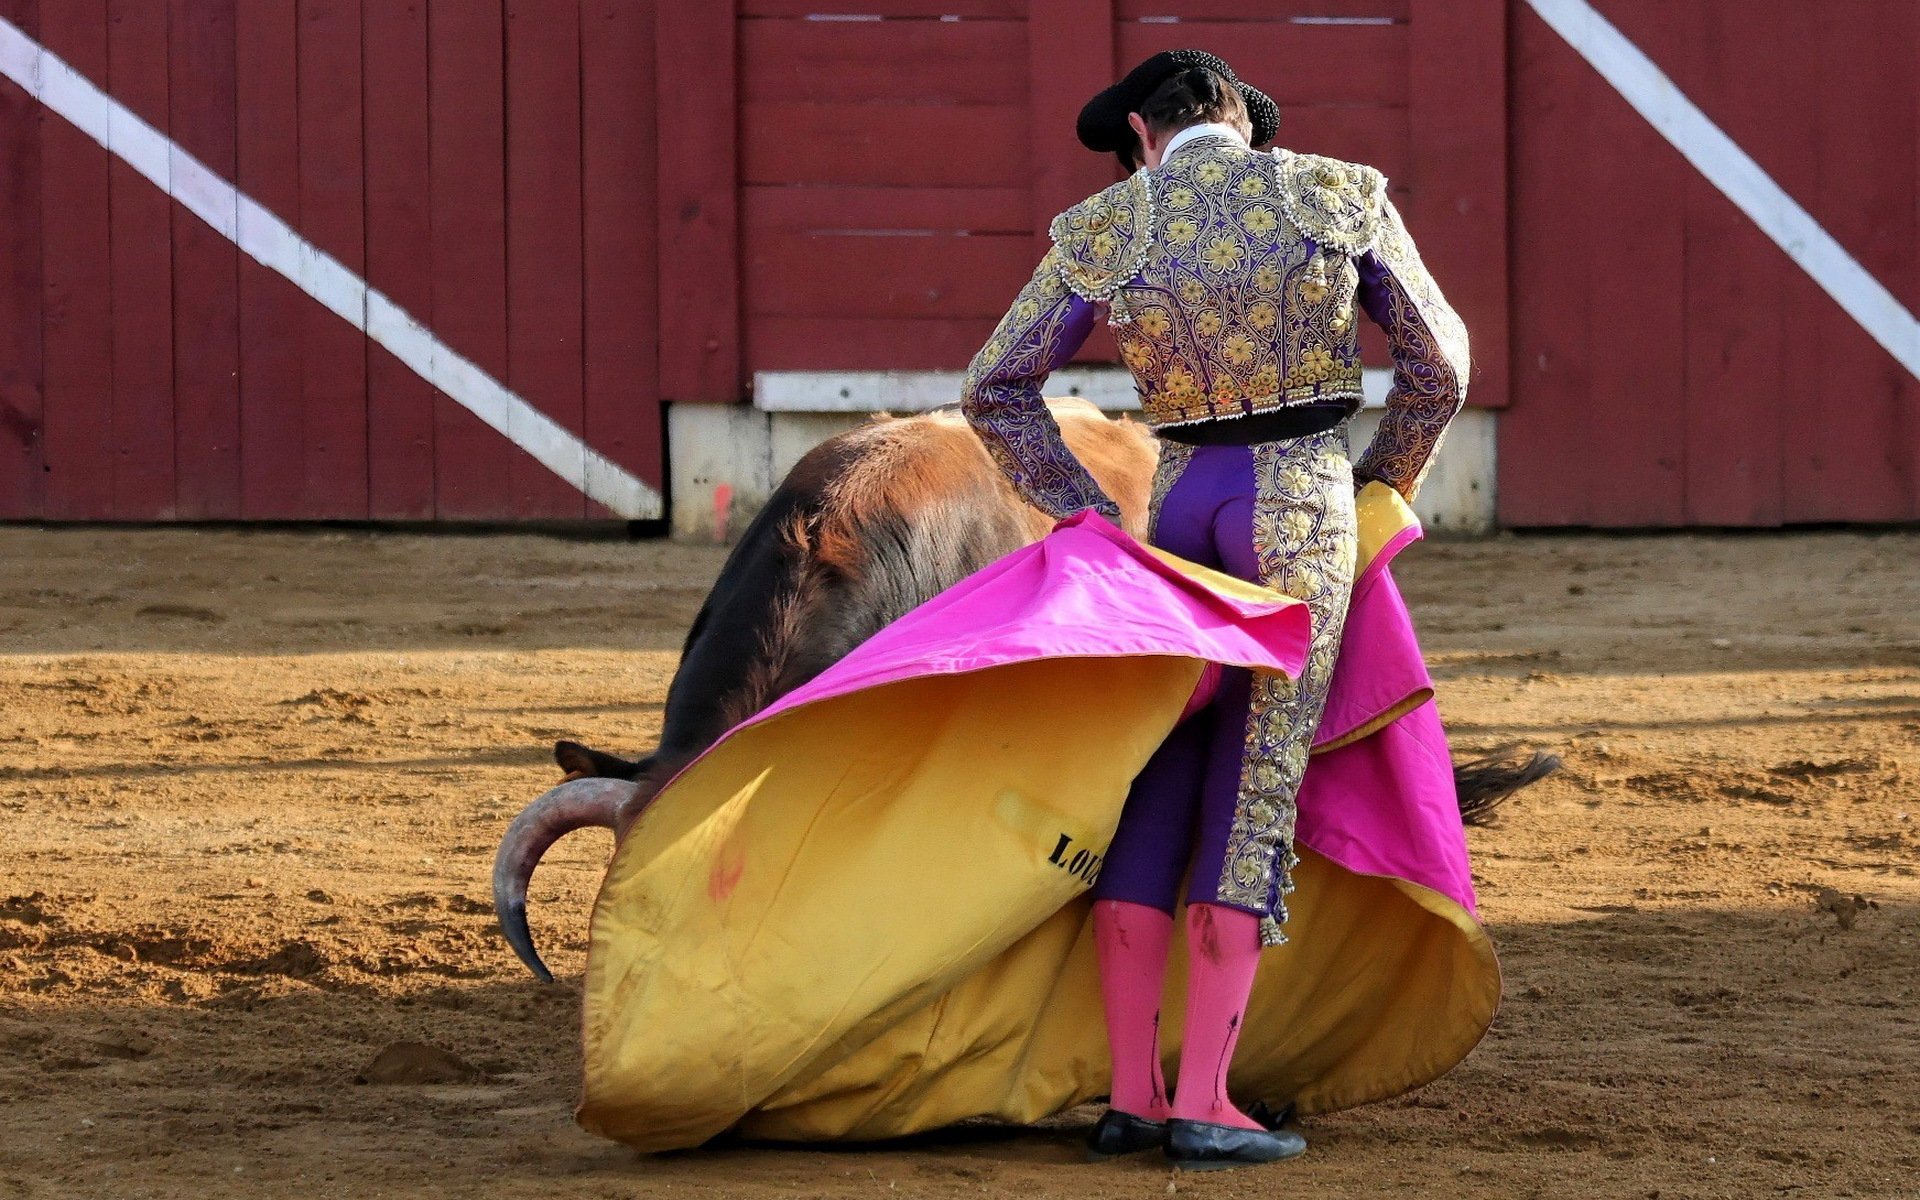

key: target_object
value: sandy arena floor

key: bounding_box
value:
[1,524,1916,1199]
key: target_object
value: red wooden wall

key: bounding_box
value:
[1502,0,1919,526]
[7,1,1909,526]
[0,0,663,521]
[734,0,1508,409]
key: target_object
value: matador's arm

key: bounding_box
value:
[961,249,1120,520]
[1352,196,1471,502]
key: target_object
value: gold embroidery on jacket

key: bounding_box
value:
[960,248,1117,518]
[1350,197,1471,500]
[1063,142,1386,429]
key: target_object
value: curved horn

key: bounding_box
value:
[492,777,634,982]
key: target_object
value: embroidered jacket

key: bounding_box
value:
[961,135,1469,515]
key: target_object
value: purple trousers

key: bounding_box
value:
[1092,430,1357,943]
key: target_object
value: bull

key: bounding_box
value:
[493,400,1552,981]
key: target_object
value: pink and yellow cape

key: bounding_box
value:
[577,485,1498,1152]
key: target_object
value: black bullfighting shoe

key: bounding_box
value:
[1164,1118,1307,1170]
[1084,1108,1168,1162]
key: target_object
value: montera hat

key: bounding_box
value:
[1075,50,1279,158]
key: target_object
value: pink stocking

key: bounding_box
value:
[1171,903,1263,1129]
[1092,899,1173,1121]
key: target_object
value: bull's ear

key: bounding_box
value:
[553,739,644,781]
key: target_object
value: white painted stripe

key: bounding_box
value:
[753,367,1393,413]
[0,17,662,519]
[1525,0,1920,381]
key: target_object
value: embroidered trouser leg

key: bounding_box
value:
[1092,429,1357,946]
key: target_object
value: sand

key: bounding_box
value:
[2,524,1916,1199]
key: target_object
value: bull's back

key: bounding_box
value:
[623,404,1158,775]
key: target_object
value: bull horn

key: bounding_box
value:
[492,777,634,982]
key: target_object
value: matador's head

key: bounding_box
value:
[1076,50,1279,173]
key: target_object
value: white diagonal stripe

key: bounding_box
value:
[0,17,662,519]
[1525,0,1920,381]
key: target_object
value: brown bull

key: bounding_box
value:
[493,401,1550,980]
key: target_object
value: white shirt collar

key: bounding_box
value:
[1160,121,1250,164]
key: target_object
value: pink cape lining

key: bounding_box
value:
[676,509,1476,918]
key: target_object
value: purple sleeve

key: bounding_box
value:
[961,250,1120,520]
[1353,197,1471,502]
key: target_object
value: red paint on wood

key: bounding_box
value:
[748,316,999,373]
[1681,186,1785,526]
[428,1,512,518]
[746,231,1039,320]
[0,0,44,518]
[362,0,435,519]
[582,0,665,515]
[1029,0,1115,263]
[1114,0,1407,17]
[744,185,1033,236]
[505,0,587,518]
[1499,5,1592,525]
[1792,3,1917,521]
[742,102,1029,190]
[740,15,1026,105]
[1408,0,1506,409]
[235,0,303,519]
[1115,19,1408,108]
[740,0,1021,16]
[1581,38,1685,527]
[167,0,241,519]
[657,0,741,404]
[105,0,175,519]
[294,0,367,518]
[1275,104,1411,185]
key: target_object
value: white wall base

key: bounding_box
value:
[669,370,1497,540]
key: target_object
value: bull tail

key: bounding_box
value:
[1453,746,1560,826]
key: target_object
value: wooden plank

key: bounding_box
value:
[504,0,585,517]
[167,0,241,519]
[1115,0,1407,18]
[362,0,435,519]
[740,15,1026,104]
[235,0,304,519]
[428,0,512,518]
[294,0,367,518]
[741,0,1022,16]
[742,185,1033,234]
[1276,103,1409,183]
[1796,1,1916,521]
[1408,0,1505,409]
[1029,0,1114,259]
[0,0,44,518]
[745,231,1037,319]
[1496,0,1590,525]
[1577,0,1683,526]
[1673,2,1782,527]
[103,0,175,519]
[37,0,113,521]
[582,0,664,513]
[743,102,1029,188]
[1681,177,1785,526]
[657,0,741,403]
[1115,20,1407,108]
[747,315,1000,372]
